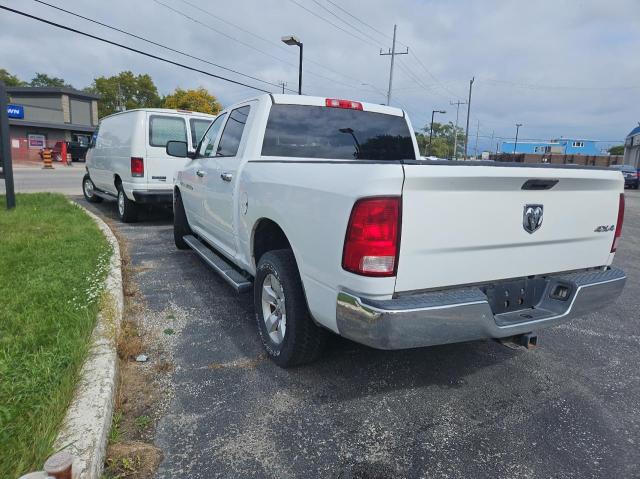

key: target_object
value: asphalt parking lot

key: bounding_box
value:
[77,191,640,479]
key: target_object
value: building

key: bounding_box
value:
[6,86,99,162]
[500,138,601,156]
[623,125,640,169]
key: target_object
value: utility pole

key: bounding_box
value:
[450,99,467,159]
[464,76,474,159]
[474,119,480,158]
[278,81,287,94]
[380,24,408,106]
[0,81,16,209]
[514,123,523,154]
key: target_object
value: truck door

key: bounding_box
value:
[201,104,252,256]
[181,113,227,231]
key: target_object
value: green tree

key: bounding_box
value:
[608,145,624,155]
[163,87,221,115]
[30,73,73,88]
[86,71,161,117]
[0,68,26,87]
[415,121,465,158]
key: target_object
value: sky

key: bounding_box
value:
[1,0,639,153]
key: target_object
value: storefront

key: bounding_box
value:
[6,86,99,162]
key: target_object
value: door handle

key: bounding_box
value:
[196,170,206,178]
[220,172,233,182]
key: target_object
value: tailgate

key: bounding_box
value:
[395,164,623,293]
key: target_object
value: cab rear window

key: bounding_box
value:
[261,104,415,161]
[149,115,187,148]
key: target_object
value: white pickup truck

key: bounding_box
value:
[166,94,626,367]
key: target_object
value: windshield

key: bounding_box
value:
[261,104,415,161]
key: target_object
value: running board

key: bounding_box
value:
[183,235,252,293]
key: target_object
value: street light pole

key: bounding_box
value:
[281,35,303,94]
[514,123,523,154]
[429,109,446,156]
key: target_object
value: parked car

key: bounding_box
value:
[609,164,639,189]
[82,108,214,222]
[168,94,626,367]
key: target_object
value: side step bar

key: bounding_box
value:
[92,188,117,200]
[183,235,252,293]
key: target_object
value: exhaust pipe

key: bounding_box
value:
[498,332,538,350]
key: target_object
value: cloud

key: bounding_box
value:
[1,0,638,151]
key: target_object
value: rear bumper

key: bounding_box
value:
[336,267,626,350]
[131,190,173,204]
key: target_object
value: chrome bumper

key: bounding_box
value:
[336,267,626,350]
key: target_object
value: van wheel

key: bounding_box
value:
[254,249,326,367]
[117,186,138,223]
[173,190,192,249]
[82,174,102,203]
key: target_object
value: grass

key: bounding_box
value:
[0,193,111,477]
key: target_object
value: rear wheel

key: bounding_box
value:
[82,174,102,203]
[254,249,326,367]
[173,190,192,250]
[117,185,138,223]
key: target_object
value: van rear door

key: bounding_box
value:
[145,112,192,190]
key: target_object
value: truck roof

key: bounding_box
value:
[225,93,405,117]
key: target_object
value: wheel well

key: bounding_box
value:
[253,219,292,265]
[114,174,122,189]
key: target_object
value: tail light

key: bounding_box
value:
[342,197,401,277]
[326,98,363,110]
[131,157,144,177]
[611,193,625,253]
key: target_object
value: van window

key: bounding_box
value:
[190,118,212,146]
[261,104,415,161]
[216,106,250,157]
[197,113,227,158]
[149,115,187,148]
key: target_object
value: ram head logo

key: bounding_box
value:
[523,204,544,234]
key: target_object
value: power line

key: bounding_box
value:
[0,5,273,93]
[176,0,376,90]
[478,77,640,91]
[325,0,393,42]
[287,0,376,47]
[31,0,296,92]
[309,0,384,46]
[156,0,373,92]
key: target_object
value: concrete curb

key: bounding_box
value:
[54,203,124,479]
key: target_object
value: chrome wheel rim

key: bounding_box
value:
[84,178,94,197]
[118,191,125,216]
[261,273,286,345]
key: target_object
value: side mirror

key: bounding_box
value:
[166,140,188,158]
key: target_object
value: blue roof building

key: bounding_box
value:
[623,125,640,168]
[501,138,601,155]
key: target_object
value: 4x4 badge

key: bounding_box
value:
[523,204,544,234]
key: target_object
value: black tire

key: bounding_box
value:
[173,190,192,249]
[116,184,138,223]
[254,249,326,367]
[82,174,103,203]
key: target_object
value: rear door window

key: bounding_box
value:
[216,106,250,157]
[149,115,187,148]
[261,104,415,161]
[190,118,212,147]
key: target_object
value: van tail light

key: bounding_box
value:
[342,197,401,277]
[611,193,625,253]
[131,157,144,177]
[325,98,363,110]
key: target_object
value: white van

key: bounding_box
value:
[82,108,215,222]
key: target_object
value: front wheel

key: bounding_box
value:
[254,249,326,367]
[117,185,138,223]
[82,174,102,203]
